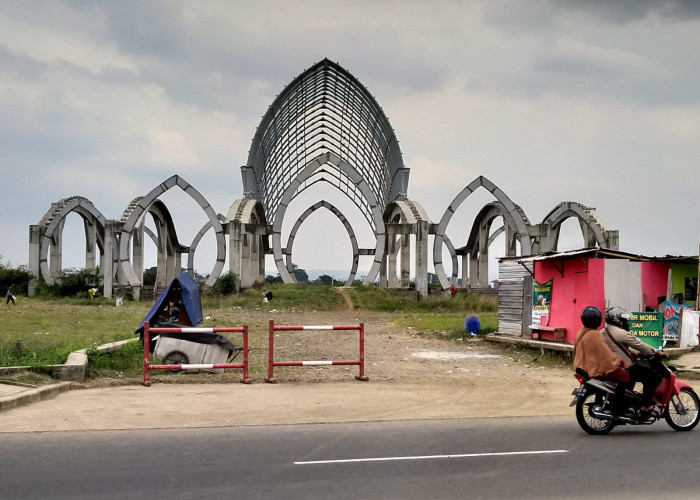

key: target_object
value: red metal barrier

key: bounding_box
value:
[142,321,252,386]
[265,320,369,383]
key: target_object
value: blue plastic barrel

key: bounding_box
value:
[465,315,481,336]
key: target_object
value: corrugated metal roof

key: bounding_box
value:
[499,247,698,265]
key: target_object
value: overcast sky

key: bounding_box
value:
[1,0,699,280]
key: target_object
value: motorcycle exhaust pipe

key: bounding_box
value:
[590,408,636,423]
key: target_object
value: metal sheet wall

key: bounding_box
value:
[497,260,533,336]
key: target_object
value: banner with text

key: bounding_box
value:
[532,279,552,325]
[663,300,692,343]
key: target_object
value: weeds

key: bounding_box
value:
[204,283,343,311]
[347,285,497,313]
[393,312,498,338]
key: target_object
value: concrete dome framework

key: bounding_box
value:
[237,59,416,289]
[28,59,620,299]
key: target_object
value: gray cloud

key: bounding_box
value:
[555,0,700,23]
[1,0,699,274]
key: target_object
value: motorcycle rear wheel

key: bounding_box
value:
[576,392,616,435]
[665,387,700,431]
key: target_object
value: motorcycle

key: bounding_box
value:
[570,354,700,435]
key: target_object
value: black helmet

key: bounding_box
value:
[581,306,602,328]
[606,306,631,331]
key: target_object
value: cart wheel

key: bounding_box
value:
[163,351,189,374]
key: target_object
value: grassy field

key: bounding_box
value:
[0,285,498,380]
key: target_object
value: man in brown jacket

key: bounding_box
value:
[574,306,630,416]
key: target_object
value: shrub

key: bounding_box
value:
[35,268,99,298]
[212,271,237,296]
[0,260,32,297]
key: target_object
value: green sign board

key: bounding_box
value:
[532,280,552,325]
[629,312,664,350]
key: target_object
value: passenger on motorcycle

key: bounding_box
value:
[602,306,669,414]
[573,306,631,416]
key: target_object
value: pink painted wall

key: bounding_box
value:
[640,261,670,310]
[532,257,675,343]
[533,258,605,343]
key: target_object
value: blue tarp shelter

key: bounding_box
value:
[136,272,203,334]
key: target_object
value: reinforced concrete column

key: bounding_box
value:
[28,225,41,296]
[132,225,144,284]
[240,232,254,288]
[167,245,180,283]
[415,221,429,299]
[49,219,65,282]
[103,222,114,299]
[506,224,517,257]
[387,234,399,288]
[250,231,261,286]
[469,251,478,290]
[379,250,388,288]
[258,233,266,285]
[478,235,489,288]
[228,222,243,291]
[85,219,97,271]
[461,253,469,289]
[400,234,410,287]
[155,225,168,290]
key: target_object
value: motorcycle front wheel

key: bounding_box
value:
[575,392,616,435]
[665,387,700,431]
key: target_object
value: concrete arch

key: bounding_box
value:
[540,201,619,252]
[118,175,226,294]
[433,176,532,290]
[140,200,184,290]
[37,197,107,285]
[382,199,436,290]
[272,151,385,285]
[285,201,359,287]
[226,197,268,289]
[461,201,528,288]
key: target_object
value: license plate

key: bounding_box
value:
[569,386,586,407]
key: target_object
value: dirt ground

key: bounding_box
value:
[0,308,579,432]
[144,308,575,389]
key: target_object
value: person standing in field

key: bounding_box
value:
[6,284,15,305]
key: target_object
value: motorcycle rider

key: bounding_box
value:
[574,305,630,416]
[602,306,669,415]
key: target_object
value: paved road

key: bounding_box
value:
[2,417,699,499]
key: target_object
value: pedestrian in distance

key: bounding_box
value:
[6,284,16,305]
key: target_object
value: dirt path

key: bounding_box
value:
[333,287,354,310]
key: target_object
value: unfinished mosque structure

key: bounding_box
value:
[28,59,619,300]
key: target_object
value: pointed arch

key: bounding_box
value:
[271,152,385,284]
[37,197,106,285]
[285,200,359,286]
[118,175,226,290]
[433,176,532,290]
[541,201,618,252]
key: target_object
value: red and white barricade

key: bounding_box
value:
[142,321,252,386]
[265,319,369,383]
